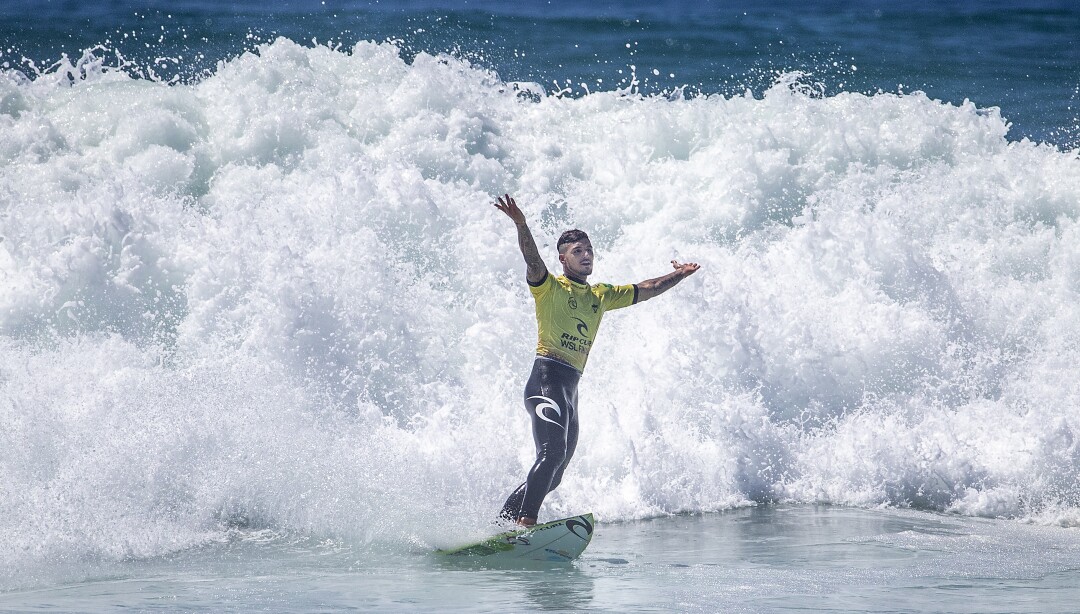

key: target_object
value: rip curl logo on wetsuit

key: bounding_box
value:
[573,317,589,338]
[528,395,564,429]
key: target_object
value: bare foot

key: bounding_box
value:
[517,517,537,527]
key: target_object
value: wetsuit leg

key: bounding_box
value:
[500,357,580,521]
[546,381,579,492]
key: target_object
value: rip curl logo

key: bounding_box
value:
[559,328,593,354]
[528,395,565,429]
[568,296,578,310]
[566,516,593,540]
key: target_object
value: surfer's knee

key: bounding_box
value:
[547,457,573,492]
[538,444,568,471]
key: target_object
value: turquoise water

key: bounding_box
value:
[2,507,1079,612]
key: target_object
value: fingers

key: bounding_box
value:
[494,195,509,214]
[494,193,517,209]
[494,193,525,224]
[671,260,701,274]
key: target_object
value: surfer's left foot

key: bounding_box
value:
[516,517,537,527]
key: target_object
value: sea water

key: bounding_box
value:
[2,0,1080,611]
[2,507,1080,612]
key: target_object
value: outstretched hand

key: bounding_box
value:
[635,260,701,302]
[495,193,548,282]
[494,193,527,225]
[672,260,701,277]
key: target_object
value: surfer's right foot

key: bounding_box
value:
[516,517,537,527]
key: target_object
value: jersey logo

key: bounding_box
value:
[528,395,565,429]
[573,317,590,338]
[568,296,578,309]
[592,304,599,313]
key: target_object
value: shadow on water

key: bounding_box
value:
[431,552,598,611]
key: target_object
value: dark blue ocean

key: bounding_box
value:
[3,0,1078,145]
[4,1,1080,612]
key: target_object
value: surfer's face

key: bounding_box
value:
[559,239,594,279]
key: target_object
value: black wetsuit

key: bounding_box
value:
[500,356,581,521]
[500,272,635,522]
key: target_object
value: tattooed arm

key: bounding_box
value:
[635,260,700,302]
[494,194,548,284]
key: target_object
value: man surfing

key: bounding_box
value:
[494,193,700,527]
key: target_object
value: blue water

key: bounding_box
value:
[3,0,1079,145]
[3,507,1080,613]
[3,1,1080,611]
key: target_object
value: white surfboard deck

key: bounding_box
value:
[438,513,594,562]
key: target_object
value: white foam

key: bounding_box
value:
[3,38,1080,582]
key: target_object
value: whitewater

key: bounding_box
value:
[3,37,1080,590]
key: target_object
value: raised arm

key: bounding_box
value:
[636,260,700,302]
[494,194,548,284]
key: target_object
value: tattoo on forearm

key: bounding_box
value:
[638,271,685,300]
[517,224,546,277]
[652,272,683,292]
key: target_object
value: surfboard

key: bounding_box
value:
[438,513,594,562]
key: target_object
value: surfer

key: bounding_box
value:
[494,193,700,527]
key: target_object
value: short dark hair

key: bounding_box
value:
[557,229,590,252]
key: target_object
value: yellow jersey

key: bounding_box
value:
[529,272,637,372]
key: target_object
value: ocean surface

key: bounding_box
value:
[2,0,1080,611]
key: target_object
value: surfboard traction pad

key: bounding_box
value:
[438,513,594,562]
